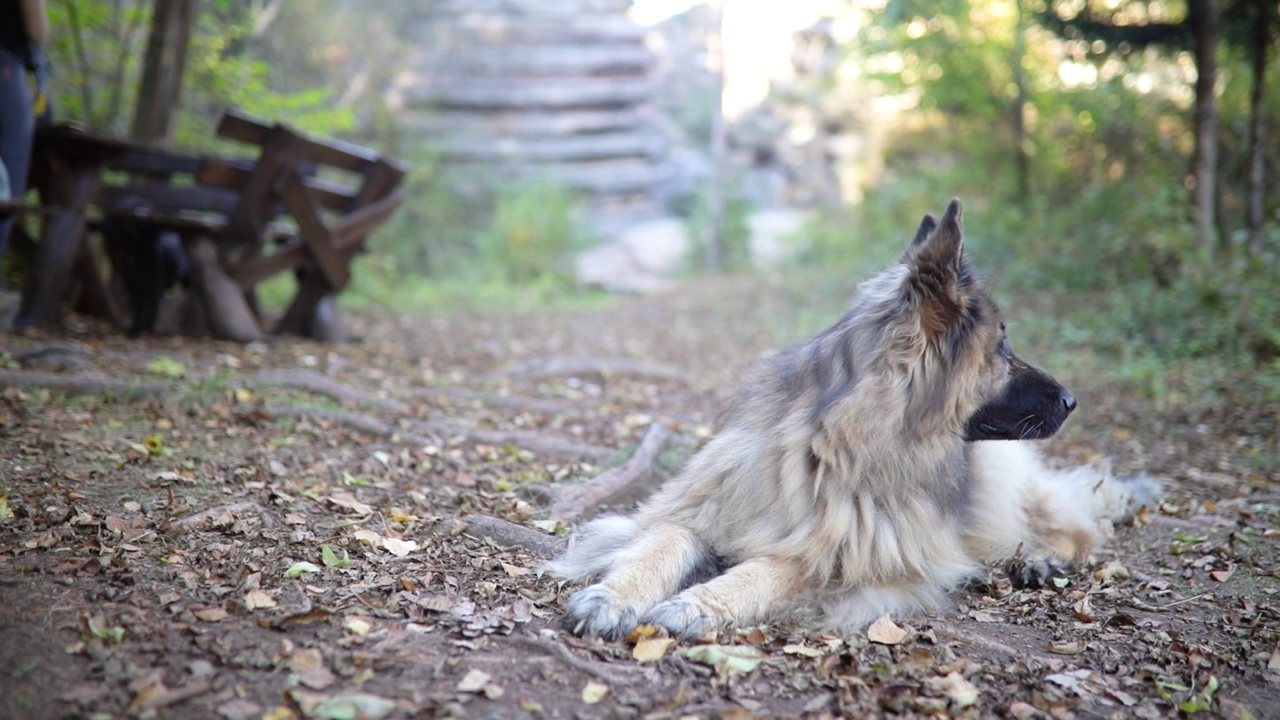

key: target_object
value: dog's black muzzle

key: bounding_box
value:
[964,355,1076,441]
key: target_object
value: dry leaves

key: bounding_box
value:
[867,614,909,645]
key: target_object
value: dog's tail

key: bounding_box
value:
[545,515,638,581]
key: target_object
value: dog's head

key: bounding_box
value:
[896,198,1075,441]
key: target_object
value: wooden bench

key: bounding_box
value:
[14,111,407,341]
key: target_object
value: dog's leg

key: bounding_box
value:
[643,555,806,640]
[564,523,708,639]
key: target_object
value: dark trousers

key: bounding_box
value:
[0,46,34,269]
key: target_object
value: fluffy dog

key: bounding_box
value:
[550,199,1158,639]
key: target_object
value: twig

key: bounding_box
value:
[496,356,691,385]
[510,635,639,685]
[454,514,566,558]
[135,679,214,711]
[247,369,410,414]
[549,422,674,522]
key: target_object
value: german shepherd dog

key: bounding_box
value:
[549,199,1158,640]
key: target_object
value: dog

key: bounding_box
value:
[549,198,1159,640]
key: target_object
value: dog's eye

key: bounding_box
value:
[997,334,1012,361]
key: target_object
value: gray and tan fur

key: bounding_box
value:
[549,199,1158,639]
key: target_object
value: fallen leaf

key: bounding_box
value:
[625,624,658,642]
[1093,560,1130,583]
[321,545,351,568]
[738,627,767,645]
[344,617,373,636]
[193,607,228,622]
[457,668,492,693]
[925,672,980,708]
[244,589,277,610]
[329,492,373,515]
[1047,638,1087,655]
[633,637,676,662]
[1210,567,1234,582]
[0,494,14,522]
[310,693,397,720]
[867,614,909,645]
[501,562,530,577]
[289,648,336,690]
[380,537,418,557]
[283,561,322,578]
[682,644,767,673]
[782,644,824,658]
[1009,700,1039,720]
[1046,668,1092,691]
[1268,647,1280,671]
[581,680,609,704]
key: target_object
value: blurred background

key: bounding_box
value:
[28,0,1280,394]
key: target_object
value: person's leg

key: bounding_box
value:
[0,46,35,267]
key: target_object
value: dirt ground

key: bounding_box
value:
[1,274,1278,720]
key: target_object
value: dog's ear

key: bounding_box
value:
[909,212,938,248]
[903,199,968,335]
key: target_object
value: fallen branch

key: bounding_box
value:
[247,368,410,414]
[495,356,691,385]
[549,422,674,522]
[135,679,214,712]
[0,369,167,398]
[454,513,567,557]
[412,418,616,463]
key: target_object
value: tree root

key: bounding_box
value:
[246,368,410,414]
[549,422,674,522]
[495,355,691,385]
[509,634,641,686]
[454,513,567,557]
[0,369,167,398]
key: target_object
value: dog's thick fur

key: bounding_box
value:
[549,199,1158,640]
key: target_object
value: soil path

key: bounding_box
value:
[1,274,1277,719]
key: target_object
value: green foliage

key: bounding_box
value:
[682,186,754,273]
[476,181,591,287]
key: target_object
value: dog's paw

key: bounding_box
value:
[563,584,639,639]
[1005,554,1074,590]
[642,595,716,640]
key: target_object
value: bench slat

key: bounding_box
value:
[216,108,380,173]
[98,183,241,216]
[198,157,357,210]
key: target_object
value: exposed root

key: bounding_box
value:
[495,355,691,385]
[454,513,567,558]
[549,422,674,522]
[246,368,410,414]
[0,369,167,398]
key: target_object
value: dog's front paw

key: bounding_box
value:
[1006,554,1073,589]
[642,596,716,640]
[564,585,639,639]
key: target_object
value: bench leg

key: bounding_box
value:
[187,236,263,342]
[274,266,346,342]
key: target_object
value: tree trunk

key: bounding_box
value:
[1012,0,1031,208]
[1246,0,1270,255]
[1188,0,1220,255]
[130,0,199,145]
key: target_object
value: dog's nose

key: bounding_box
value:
[1061,391,1077,414]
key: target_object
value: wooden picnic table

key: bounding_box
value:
[14,125,139,329]
[7,111,407,341]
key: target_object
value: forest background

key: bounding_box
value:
[33,0,1280,426]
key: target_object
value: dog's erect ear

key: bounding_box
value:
[903,199,969,336]
[910,213,938,248]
